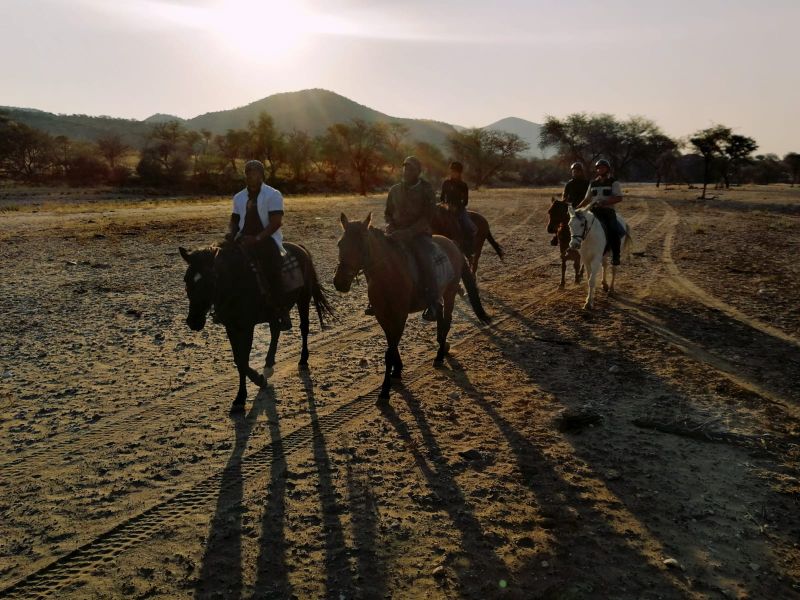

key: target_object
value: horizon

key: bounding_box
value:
[2,0,798,155]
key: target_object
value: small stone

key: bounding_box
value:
[358,358,369,368]
[663,558,681,569]
[749,562,759,571]
[448,391,460,400]
[458,449,482,461]
[541,561,549,568]
[608,365,621,374]
[432,565,446,578]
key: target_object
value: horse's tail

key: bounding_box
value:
[486,229,504,260]
[623,222,633,260]
[460,258,491,324]
[297,244,335,328]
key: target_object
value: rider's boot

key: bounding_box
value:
[550,234,559,246]
[364,303,375,316]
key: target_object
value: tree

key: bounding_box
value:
[721,134,758,187]
[248,112,286,182]
[447,128,529,189]
[639,133,680,187]
[284,129,314,183]
[312,131,346,188]
[0,119,56,180]
[689,125,732,199]
[327,120,390,195]
[783,152,800,187]
[215,129,250,174]
[383,123,411,178]
[96,133,130,170]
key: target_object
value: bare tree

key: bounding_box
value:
[447,128,529,189]
[327,119,389,195]
[248,112,286,182]
[284,129,314,183]
[96,133,130,170]
[215,129,250,174]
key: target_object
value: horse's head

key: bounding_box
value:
[566,204,589,250]
[179,246,217,331]
[547,197,569,234]
[334,212,371,293]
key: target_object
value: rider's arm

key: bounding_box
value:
[227,213,240,239]
[463,184,469,208]
[384,188,396,227]
[577,185,593,209]
[439,181,447,204]
[256,211,283,242]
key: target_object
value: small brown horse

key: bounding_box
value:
[333,213,491,400]
[431,204,504,274]
[546,197,584,288]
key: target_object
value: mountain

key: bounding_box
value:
[484,116,554,158]
[184,89,456,148]
[2,90,549,157]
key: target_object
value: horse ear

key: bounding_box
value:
[363,212,372,227]
[340,213,348,230]
[179,246,191,263]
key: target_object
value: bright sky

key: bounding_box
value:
[1,0,798,154]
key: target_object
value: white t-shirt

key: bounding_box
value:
[232,183,285,253]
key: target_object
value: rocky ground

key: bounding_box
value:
[0,184,798,599]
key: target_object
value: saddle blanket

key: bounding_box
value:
[281,252,304,292]
[405,238,455,294]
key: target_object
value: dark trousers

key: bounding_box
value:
[408,234,438,306]
[246,237,284,305]
[591,206,621,263]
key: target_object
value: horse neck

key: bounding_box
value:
[580,211,606,251]
[364,229,404,287]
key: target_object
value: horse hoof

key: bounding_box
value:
[602,283,609,292]
[263,365,275,380]
[582,303,592,311]
[559,282,566,289]
[378,390,390,402]
[298,362,309,372]
[391,371,402,379]
[230,400,245,414]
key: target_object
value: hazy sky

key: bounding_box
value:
[1,0,798,154]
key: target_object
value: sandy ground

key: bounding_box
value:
[0,184,798,599]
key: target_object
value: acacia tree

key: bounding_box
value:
[689,125,732,199]
[215,129,250,174]
[721,134,758,187]
[0,119,56,180]
[312,131,346,188]
[248,112,286,182]
[784,152,800,186]
[383,122,411,178]
[447,128,529,189]
[327,119,389,195]
[284,129,314,183]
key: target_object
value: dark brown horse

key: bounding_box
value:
[546,197,583,288]
[180,241,332,411]
[431,204,504,274]
[333,213,491,400]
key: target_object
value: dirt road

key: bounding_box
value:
[0,185,798,599]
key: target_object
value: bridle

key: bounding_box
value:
[570,210,595,247]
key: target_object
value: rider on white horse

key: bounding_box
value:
[578,159,624,265]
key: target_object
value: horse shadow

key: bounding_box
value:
[438,301,795,598]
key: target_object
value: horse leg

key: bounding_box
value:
[601,255,610,293]
[584,259,598,310]
[560,256,567,288]
[574,258,583,284]
[263,321,279,381]
[391,345,403,379]
[435,290,455,365]
[226,325,254,409]
[379,316,406,400]
[609,262,617,295]
[297,294,311,370]
[471,241,483,275]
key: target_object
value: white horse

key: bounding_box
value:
[567,204,632,310]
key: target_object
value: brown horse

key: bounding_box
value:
[333,213,491,400]
[546,197,583,288]
[431,204,504,274]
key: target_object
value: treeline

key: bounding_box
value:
[539,114,800,197]
[2,110,799,195]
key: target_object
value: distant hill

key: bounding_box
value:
[1,90,550,158]
[0,106,152,147]
[484,116,554,158]
[185,89,457,148]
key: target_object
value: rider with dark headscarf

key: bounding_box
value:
[440,161,476,257]
[578,158,623,265]
[552,161,590,245]
[226,160,292,330]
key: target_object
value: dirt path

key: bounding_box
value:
[1,186,798,599]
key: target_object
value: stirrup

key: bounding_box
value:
[422,304,440,322]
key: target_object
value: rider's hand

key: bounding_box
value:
[240,235,258,248]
